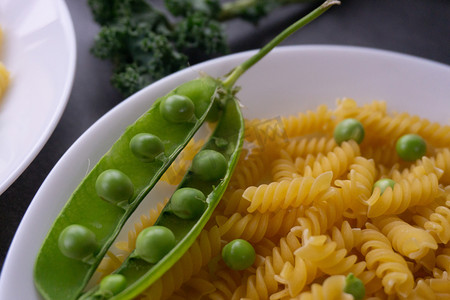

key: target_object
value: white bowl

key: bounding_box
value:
[0,45,449,299]
[0,0,76,194]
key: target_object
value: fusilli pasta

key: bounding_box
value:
[95,100,450,299]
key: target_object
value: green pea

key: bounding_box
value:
[373,178,396,195]
[129,133,165,162]
[135,226,176,264]
[95,169,134,204]
[343,273,365,300]
[334,118,365,145]
[170,188,207,220]
[99,274,127,297]
[58,224,97,261]
[396,134,426,161]
[222,239,255,270]
[160,94,195,123]
[191,149,227,181]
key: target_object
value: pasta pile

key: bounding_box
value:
[98,99,450,299]
[0,26,10,100]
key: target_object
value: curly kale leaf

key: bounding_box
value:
[136,32,188,81]
[173,13,228,55]
[88,0,151,25]
[164,0,221,18]
[109,32,187,96]
[91,6,173,65]
[111,64,150,97]
[91,23,129,62]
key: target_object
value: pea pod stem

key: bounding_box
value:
[222,0,340,88]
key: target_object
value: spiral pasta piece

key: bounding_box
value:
[436,248,450,274]
[291,275,353,300]
[433,148,450,184]
[0,26,9,100]
[358,270,384,296]
[373,216,438,260]
[216,189,249,216]
[425,271,450,297]
[243,171,333,213]
[292,188,343,236]
[294,233,364,277]
[244,117,287,147]
[398,279,435,300]
[216,206,305,243]
[273,254,318,299]
[171,270,217,299]
[303,141,360,180]
[285,136,337,159]
[390,156,443,183]
[361,144,402,168]
[366,172,440,217]
[333,98,387,122]
[216,212,270,243]
[161,138,205,185]
[271,150,300,182]
[281,104,334,138]
[228,147,272,189]
[408,116,450,149]
[232,232,304,300]
[329,221,362,253]
[0,62,9,99]
[193,268,244,300]
[358,228,414,297]
[335,157,376,220]
[424,203,450,244]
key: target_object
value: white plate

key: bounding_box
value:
[1,45,449,299]
[0,0,76,194]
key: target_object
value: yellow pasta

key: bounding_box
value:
[243,171,333,213]
[270,150,299,182]
[291,275,353,300]
[96,100,450,299]
[281,104,334,138]
[366,172,440,217]
[161,138,205,185]
[358,228,414,297]
[302,140,360,180]
[373,216,438,260]
[0,26,10,100]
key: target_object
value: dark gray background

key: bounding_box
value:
[0,0,449,270]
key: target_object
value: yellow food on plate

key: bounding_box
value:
[0,26,10,100]
[97,99,450,299]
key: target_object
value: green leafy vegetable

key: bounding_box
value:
[88,0,316,96]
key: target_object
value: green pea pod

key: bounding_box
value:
[34,76,223,300]
[34,2,340,299]
[80,96,244,300]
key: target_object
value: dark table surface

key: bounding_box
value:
[1,0,449,271]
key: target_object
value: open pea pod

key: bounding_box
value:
[34,2,340,299]
[80,96,244,300]
[34,76,224,300]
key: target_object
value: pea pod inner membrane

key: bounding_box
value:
[80,97,244,300]
[34,76,220,300]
